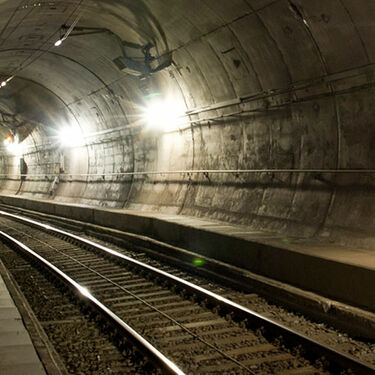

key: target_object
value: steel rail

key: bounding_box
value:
[0,210,374,374]
[0,229,185,375]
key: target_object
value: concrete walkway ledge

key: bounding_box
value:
[0,271,46,375]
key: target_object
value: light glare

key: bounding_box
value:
[8,142,23,156]
[78,286,90,298]
[4,137,23,156]
[0,76,14,88]
[143,98,186,131]
[58,127,83,148]
[4,135,13,145]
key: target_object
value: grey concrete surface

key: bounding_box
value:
[0,274,46,375]
[0,1,374,312]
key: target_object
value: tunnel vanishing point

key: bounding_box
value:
[0,0,375,332]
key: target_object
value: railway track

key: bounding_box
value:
[0,210,373,374]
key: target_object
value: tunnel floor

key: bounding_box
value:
[1,194,374,340]
[0,208,375,374]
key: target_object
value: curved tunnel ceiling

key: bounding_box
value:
[0,0,375,248]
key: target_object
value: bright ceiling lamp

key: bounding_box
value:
[3,134,14,145]
[4,135,23,156]
[7,141,23,156]
[58,126,84,148]
[54,10,83,48]
[0,76,14,88]
[143,97,186,131]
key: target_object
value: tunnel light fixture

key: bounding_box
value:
[8,142,23,156]
[58,127,71,146]
[54,10,83,48]
[58,126,84,148]
[4,135,14,145]
[0,76,14,88]
[142,97,186,131]
[4,135,23,155]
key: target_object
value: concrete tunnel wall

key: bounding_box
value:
[0,0,375,249]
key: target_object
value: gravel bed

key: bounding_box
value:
[2,207,373,364]
[85,233,375,366]
[0,211,373,373]
[0,218,325,374]
[0,245,159,375]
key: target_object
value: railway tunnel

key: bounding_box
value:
[0,1,375,374]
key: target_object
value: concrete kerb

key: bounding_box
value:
[93,209,154,235]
